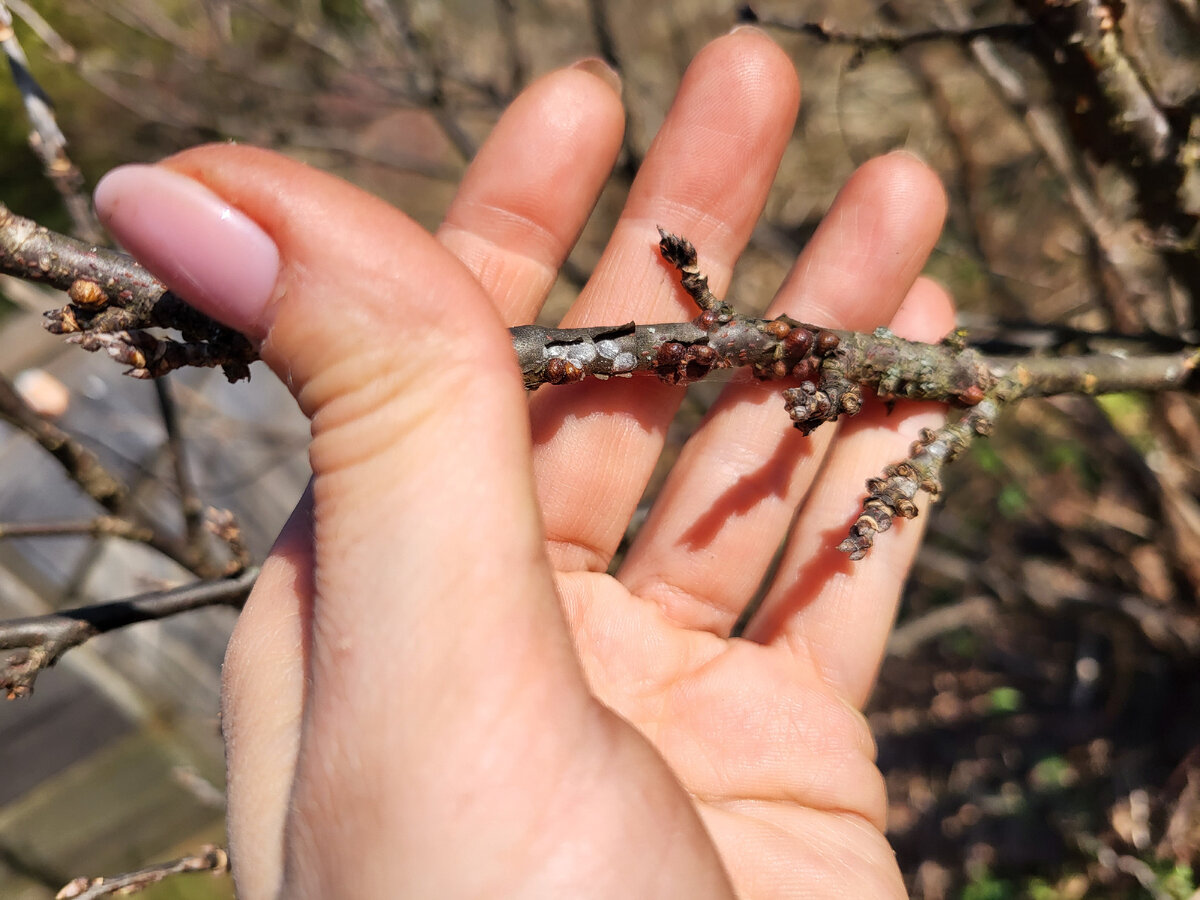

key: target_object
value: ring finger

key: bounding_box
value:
[617,153,948,635]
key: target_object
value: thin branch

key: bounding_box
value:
[6,208,1200,558]
[494,0,526,93]
[55,845,229,900]
[153,378,210,567]
[887,595,999,656]
[0,566,258,698]
[0,203,256,381]
[0,510,248,582]
[586,0,620,69]
[0,372,127,510]
[4,0,75,63]
[0,1,101,243]
[741,6,1033,51]
[65,328,255,379]
[1018,0,1176,167]
[206,506,251,575]
[1014,0,1200,319]
[0,372,208,572]
[360,0,404,44]
[0,515,153,542]
[943,0,1186,332]
[896,34,1028,313]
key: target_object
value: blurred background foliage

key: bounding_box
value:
[3,1,1200,897]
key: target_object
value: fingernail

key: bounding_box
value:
[94,164,280,333]
[890,148,929,165]
[728,23,768,37]
[570,57,622,96]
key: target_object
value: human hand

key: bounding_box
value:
[94,28,951,899]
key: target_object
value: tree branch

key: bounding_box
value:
[0,515,154,541]
[0,372,219,573]
[0,203,255,381]
[55,845,229,899]
[738,5,1032,51]
[0,0,101,243]
[153,378,211,567]
[0,566,258,698]
[4,205,1199,560]
[0,371,127,508]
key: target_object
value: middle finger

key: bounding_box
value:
[617,153,948,634]
[530,28,801,574]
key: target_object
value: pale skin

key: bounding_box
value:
[98,29,955,899]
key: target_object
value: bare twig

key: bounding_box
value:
[0,566,258,698]
[0,516,243,585]
[55,845,230,899]
[943,0,1177,333]
[494,0,526,93]
[4,0,75,62]
[887,595,999,656]
[360,0,403,43]
[741,5,1032,51]
[153,378,210,567]
[1017,0,1177,168]
[0,372,127,509]
[0,1,101,242]
[5,208,1200,557]
[0,372,210,572]
[1015,0,1200,319]
[206,506,251,575]
[0,515,153,542]
[0,203,256,381]
[893,33,1029,313]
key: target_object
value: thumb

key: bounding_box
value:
[93,145,593,878]
[94,141,582,690]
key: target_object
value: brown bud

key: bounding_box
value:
[957,384,986,406]
[815,330,840,355]
[791,358,817,381]
[656,342,686,368]
[68,279,107,309]
[865,507,893,531]
[972,417,996,437]
[683,344,718,381]
[48,307,80,334]
[764,319,791,339]
[783,327,814,357]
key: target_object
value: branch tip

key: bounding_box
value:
[839,400,1003,559]
[2,568,258,698]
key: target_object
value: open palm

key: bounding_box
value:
[487,29,952,896]
[98,27,953,900]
